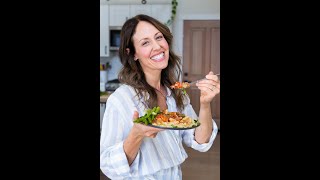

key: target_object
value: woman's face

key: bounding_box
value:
[132,21,169,73]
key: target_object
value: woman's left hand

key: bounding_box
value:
[196,71,220,104]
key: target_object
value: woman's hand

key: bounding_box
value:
[124,111,163,165]
[196,71,220,104]
[131,111,164,138]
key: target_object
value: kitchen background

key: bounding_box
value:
[100,0,219,82]
[100,0,220,179]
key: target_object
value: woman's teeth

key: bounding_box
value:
[151,52,164,61]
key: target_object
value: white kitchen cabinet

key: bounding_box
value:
[109,4,171,27]
[109,5,130,27]
[129,4,171,25]
[130,4,172,31]
[100,5,110,57]
[100,103,106,130]
[130,4,152,17]
[101,0,171,5]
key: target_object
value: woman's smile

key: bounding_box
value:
[150,52,165,62]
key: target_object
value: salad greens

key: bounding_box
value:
[133,106,161,125]
[182,88,187,95]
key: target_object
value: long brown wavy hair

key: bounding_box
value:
[118,14,186,112]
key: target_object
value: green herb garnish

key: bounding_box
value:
[182,88,187,95]
[133,106,161,125]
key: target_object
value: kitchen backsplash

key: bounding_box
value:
[100,51,123,81]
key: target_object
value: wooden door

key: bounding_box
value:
[183,20,220,128]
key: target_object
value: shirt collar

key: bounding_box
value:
[165,86,172,97]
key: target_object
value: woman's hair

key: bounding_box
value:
[118,14,186,112]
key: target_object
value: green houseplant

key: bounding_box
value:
[165,0,178,26]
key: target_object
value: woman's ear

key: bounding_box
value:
[133,53,138,61]
[127,48,138,61]
[125,48,130,55]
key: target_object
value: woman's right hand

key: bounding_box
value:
[132,111,164,138]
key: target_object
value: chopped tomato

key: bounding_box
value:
[170,82,190,89]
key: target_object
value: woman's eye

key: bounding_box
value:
[156,35,163,40]
[142,41,149,46]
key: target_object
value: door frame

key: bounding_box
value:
[172,13,220,80]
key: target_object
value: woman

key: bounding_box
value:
[100,14,220,179]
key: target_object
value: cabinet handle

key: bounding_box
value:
[105,45,107,55]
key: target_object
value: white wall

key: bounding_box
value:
[172,0,220,57]
[100,52,122,81]
[177,0,220,15]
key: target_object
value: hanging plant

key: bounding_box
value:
[165,0,178,26]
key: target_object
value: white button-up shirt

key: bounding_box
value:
[100,84,218,179]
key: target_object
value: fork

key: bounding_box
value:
[188,73,220,85]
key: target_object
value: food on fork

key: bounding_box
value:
[170,82,190,94]
[170,82,190,89]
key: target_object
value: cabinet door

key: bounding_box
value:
[100,5,109,57]
[109,5,130,26]
[130,4,152,17]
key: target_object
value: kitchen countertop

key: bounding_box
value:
[100,93,112,103]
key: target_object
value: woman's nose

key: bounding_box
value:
[152,41,161,50]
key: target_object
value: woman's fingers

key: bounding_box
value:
[147,133,158,138]
[196,71,220,91]
[132,111,139,120]
[198,86,220,94]
[197,79,220,90]
[133,110,164,138]
[206,72,219,82]
[197,71,220,101]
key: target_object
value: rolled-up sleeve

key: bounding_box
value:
[100,141,140,179]
[182,119,218,152]
[181,101,219,152]
[100,97,140,179]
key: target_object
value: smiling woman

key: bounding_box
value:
[117,14,185,111]
[100,14,220,180]
[132,21,169,72]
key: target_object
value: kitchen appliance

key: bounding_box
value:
[105,79,121,91]
[109,26,121,50]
